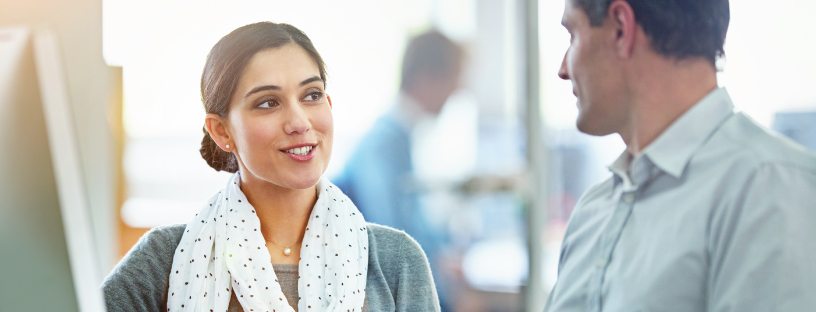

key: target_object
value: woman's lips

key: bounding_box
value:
[283,144,316,162]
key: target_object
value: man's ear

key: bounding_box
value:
[204,114,232,151]
[327,95,333,109]
[609,0,637,59]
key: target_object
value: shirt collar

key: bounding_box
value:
[640,87,735,178]
[608,151,636,190]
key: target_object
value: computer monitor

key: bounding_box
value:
[0,26,106,312]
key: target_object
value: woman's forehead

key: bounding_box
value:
[239,44,322,90]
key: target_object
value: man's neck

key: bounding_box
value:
[620,57,718,154]
[394,91,435,131]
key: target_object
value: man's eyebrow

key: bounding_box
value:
[243,76,323,99]
[561,19,569,29]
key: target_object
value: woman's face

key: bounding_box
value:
[223,44,333,190]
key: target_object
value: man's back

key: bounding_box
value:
[334,112,413,229]
[545,89,816,311]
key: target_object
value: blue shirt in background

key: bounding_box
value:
[333,108,449,309]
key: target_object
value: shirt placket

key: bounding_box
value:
[586,157,655,312]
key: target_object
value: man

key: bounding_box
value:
[545,0,816,311]
[333,30,462,311]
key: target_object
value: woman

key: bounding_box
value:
[103,22,440,312]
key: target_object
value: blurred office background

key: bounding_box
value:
[4,0,816,311]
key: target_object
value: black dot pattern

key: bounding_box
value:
[167,173,368,312]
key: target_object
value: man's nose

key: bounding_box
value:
[558,51,570,80]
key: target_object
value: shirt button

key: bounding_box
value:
[622,193,635,203]
[597,259,607,268]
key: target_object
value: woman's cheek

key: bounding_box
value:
[316,106,334,156]
[242,120,279,160]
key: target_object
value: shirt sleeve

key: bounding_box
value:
[102,225,183,312]
[707,163,816,311]
[394,231,441,312]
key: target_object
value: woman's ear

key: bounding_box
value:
[204,113,233,151]
[327,94,333,109]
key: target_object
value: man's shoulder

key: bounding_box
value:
[575,176,616,206]
[344,115,411,167]
[562,176,616,231]
[710,112,816,172]
[366,114,410,141]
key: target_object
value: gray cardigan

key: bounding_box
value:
[103,223,440,312]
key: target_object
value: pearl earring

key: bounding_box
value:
[225,144,230,149]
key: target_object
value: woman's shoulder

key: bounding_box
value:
[144,223,187,244]
[364,222,429,273]
[128,224,187,258]
[110,223,186,271]
[363,223,440,311]
[102,224,186,312]
[365,222,405,240]
[366,223,420,253]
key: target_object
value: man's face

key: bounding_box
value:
[558,0,628,136]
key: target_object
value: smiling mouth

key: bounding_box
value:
[283,145,315,156]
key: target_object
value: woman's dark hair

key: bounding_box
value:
[199,22,327,172]
[574,0,729,66]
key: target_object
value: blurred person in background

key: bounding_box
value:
[333,30,463,311]
[545,0,816,311]
[103,22,440,312]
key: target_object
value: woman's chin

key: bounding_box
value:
[280,172,323,190]
[241,166,323,191]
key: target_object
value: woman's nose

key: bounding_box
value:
[283,103,311,135]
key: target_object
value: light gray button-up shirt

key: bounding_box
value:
[544,88,816,312]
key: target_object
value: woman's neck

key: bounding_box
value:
[240,176,317,257]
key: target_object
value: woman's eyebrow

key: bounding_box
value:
[243,76,323,99]
[300,76,323,87]
[244,85,280,99]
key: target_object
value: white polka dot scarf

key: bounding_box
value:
[167,173,369,312]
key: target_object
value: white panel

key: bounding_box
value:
[33,29,107,312]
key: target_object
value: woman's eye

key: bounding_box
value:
[257,99,277,108]
[304,92,323,102]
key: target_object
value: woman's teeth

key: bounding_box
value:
[286,146,313,156]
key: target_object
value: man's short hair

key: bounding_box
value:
[575,0,729,65]
[400,30,462,90]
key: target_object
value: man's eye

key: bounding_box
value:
[304,92,323,101]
